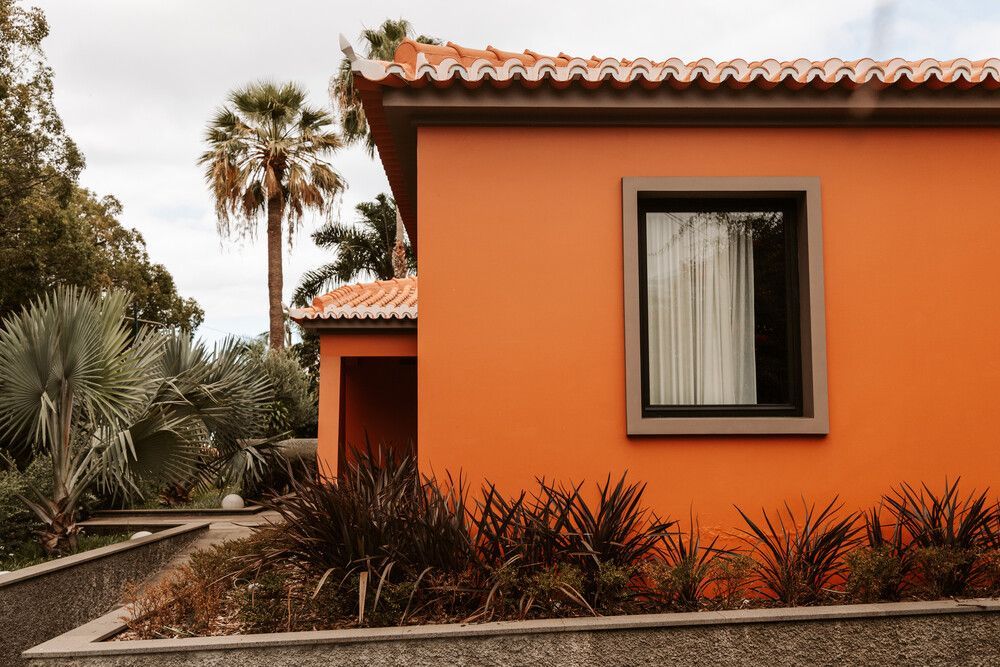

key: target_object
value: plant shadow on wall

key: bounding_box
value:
[0,287,311,556]
[120,452,1000,638]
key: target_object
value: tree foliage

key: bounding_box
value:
[332,18,438,156]
[0,0,200,331]
[0,0,82,214]
[1,187,204,329]
[199,81,345,242]
[245,340,316,437]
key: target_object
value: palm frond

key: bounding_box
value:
[332,20,439,155]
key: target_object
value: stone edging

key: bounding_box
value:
[0,523,208,589]
[91,506,265,517]
[24,597,1000,659]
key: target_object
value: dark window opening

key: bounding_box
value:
[637,196,802,419]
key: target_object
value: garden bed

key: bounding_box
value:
[0,522,208,667]
[1,532,131,572]
[23,598,1000,666]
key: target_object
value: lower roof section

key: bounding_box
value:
[290,277,417,331]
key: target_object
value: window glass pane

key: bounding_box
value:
[645,209,787,406]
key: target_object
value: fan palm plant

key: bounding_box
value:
[332,19,439,157]
[292,193,414,307]
[99,335,275,504]
[199,81,344,349]
[0,288,277,552]
[0,287,162,552]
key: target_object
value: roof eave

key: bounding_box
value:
[292,316,417,332]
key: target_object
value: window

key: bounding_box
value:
[623,178,828,435]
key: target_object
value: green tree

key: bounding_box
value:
[200,81,345,350]
[332,18,438,157]
[0,1,200,332]
[0,187,203,330]
[0,0,82,218]
[292,193,414,307]
[245,340,316,437]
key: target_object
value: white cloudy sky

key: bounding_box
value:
[30,0,1000,342]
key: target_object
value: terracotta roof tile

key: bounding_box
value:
[289,277,417,322]
[350,39,1000,92]
[340,36,1000,250]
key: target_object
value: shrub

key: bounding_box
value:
[846,546,905,603]
[643,517,723,611]
[712,553,756,609]
[473,474,669,616]
[846,507,911,602]
[884,479,992,596]
[736,498,861,606]
[0,457,50,555]
[247,342,316,437]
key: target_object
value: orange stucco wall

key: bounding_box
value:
[341,357,417,465]
[317,332,417,475]
[417,125,1000,532]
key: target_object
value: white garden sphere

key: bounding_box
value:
[130,531,153,540]
[221,493,245,510]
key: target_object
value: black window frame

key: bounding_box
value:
[637,195,804,419]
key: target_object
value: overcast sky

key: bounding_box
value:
[29,0,1000,342]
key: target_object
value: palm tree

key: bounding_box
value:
[331,20,433,290]
[0,288,161,552]
[292,193,414,307]
[0,287,275,552]
[332,19,439,157]
[199,81,344,350]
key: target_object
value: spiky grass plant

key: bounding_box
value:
[846,506,912,602]
[259,448,472,624]
[884,479,993,596]
[472,474,670,618]
[736,497,861,606]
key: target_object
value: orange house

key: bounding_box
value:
[291,39,1000,532]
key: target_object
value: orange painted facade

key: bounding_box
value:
[317,332,417,475]
[415,125,1000,532]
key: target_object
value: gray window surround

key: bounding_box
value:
[623,177,829,436]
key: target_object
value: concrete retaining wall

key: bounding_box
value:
[1,523,207,667]
[24,598,1000,667]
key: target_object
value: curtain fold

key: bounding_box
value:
[646,211,756,405]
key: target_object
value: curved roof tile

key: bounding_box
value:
[352,39,1000,91]
[289,277,417,321]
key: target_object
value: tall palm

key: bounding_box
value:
[332,19,439,157]
[292,193,415,307]
[199,81,345,350]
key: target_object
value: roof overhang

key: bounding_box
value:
[294,317,417,333]
[345,42,1000,248]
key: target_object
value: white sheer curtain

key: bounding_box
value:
[645,211,756,405]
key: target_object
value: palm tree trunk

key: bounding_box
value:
[392,209,407,279]
[267,194,286,349]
